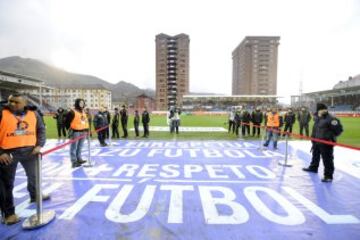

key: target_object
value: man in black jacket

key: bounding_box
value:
[303,103,343,182]
[134,110,140,137]
[0,94,48,225]
[103,107,111,139]
[251,107,263,137]
[241,110,251,137]
[142,107,150,138]
[298,107,311,137]
[111,108,120,139]
[120,105,128,138]
[53,107,67,138]
[93,107,108,147]
[282,108,296,137]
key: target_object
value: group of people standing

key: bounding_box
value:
[228,106,312,138]
[227,103,343,182]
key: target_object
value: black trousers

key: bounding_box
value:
[134,122,139,137]
[97,129,106,144]
[309,143,335,178]
[0,160,17,217]
[228,120,235,133]
[283,123,293,136]
[0,150,38,217]
[57,124,67,138]
[252,123,261,136]
[143,123,149,137]
[121,122,128,138]
[300,124,309,137]
[242,123,250,136]
[112,124,119,138]
[235,123,241,136]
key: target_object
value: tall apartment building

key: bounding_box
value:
[155,33,190,110]
[232,36,280,95]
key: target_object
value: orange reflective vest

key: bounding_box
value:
[70,109,89,130]
[0,109,37,149]
[266,112,280,127]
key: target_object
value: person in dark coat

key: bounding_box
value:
[142,107,150,138]
[234,108,242,136]
[134,110,140,137]
[303,103,343,182]
[241,110,251,136]
[120,105,128,138]
[103,107,111,139]
[282,108,296,137]
[53,107,67,138]
[93,107,108,147]
[297,107,311,137]
[251,107,263,137]
[111,108,120,139]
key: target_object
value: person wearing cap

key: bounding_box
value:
[0,94,49,225]
[297,107,312,137]
[65,98,89,168]
[303,103,343,182]
[251,107,263,137]
[120,105,128,138]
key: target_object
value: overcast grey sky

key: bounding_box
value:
[0,0,359,101]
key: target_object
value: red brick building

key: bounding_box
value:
[135,94,156,112]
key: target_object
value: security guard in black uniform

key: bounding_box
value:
[303,103,343,182]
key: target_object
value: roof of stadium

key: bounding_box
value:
[0,70,51,90]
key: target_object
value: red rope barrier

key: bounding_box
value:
[239,122,360,151]
[42,125,109,156]
[40,121,360,156]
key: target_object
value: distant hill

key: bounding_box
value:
[0,56,155,103]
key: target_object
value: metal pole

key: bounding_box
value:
[83,133,93,167]
[108,125,112,146]
[23,154,56,229]
[88,134,92,166]
[278,133,293,167]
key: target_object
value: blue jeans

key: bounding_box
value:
[264,128,279,149]
[70,131,86,163]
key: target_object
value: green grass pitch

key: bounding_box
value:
[44,114,360,147]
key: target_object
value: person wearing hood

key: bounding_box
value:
[65,98,89,168]
[53,107,67,138]
[263,107,283,150]
[0,94,48,225]
[303,103,343,182]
